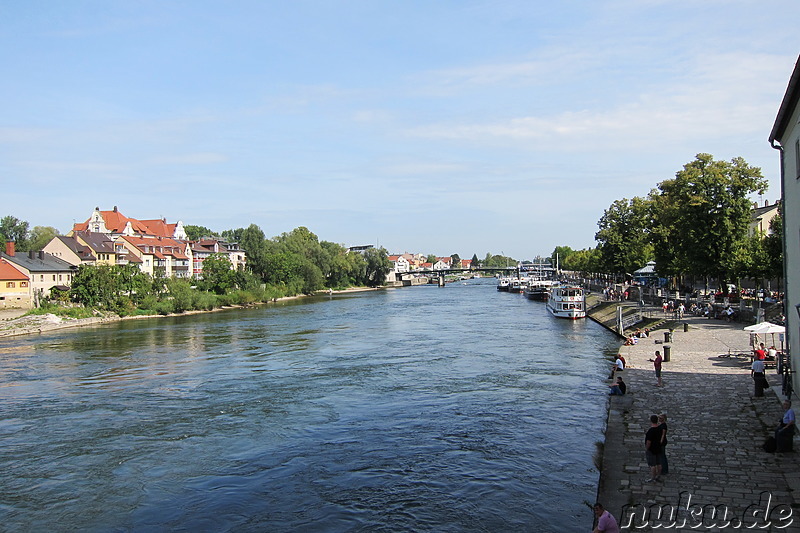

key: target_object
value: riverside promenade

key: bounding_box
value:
[596,313,800,531]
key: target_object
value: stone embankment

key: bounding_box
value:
[593,312,799,531]
[0,287,385,339]
[0,311,117,338]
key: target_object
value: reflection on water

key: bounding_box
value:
[0,280,619,531]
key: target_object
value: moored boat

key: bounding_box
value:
[523,279,558,301]
[497,278,511,291]
[546,285,586,318]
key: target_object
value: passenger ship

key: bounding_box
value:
[546,285,586,319]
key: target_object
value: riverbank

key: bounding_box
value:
[595,315,799,530]
[0,286,384,339]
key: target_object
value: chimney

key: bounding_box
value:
[38,251,45,260]
[29,251,35,259]
[113,206,118,212]
[5,241,14,257]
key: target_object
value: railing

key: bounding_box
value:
[620,313,642,330]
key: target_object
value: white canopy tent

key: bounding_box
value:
[744,322,785,351]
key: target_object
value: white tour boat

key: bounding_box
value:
[546,285,586,319]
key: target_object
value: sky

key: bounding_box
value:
[1,0,798,260]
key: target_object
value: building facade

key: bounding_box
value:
[769,55,800,398]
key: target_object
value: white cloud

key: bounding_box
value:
[406,51,791,152]
[147,153,228,165]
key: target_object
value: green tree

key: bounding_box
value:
[650,154,767,289]
[470,253,479,269]
[450,253,461,268]
[764,213,783,282]
[0,215,29,250]
[595,196,653,275]
[550,246,574,269]
[27,226,60,251]
[221,228,244,244]
[70,264,117,307]
[563,247,602,273]
[426,254,437,264]
[362,247,391,287]
[166,277,193,313]
[184,225,219,240]
[240,224,268,279]
[200,253,235,294]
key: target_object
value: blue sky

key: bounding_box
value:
[1,1,797,260]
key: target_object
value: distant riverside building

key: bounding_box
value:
[387,255,410,273]
[768,55,800,398]
[0,256,30,308]
[1,241,76,306]
[433,257,451,271]
[46,206,245,280]
[749,199,781,237]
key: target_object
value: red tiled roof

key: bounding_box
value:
[0,259,27,281]
[74,209,173,237]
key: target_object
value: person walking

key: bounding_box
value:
[645,414,663,482]
[649,350,663,387]
[658,413,669,475]
[751,357,767,397]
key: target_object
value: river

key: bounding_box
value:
[0,279,620,532]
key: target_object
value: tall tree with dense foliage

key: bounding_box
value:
[199,253,236,294]
[649,154,767,288]
[184,225,219,240]
[27,226,60,251]
[562,247,601,273]
[362,247,391,287]
[0,215,29,250]
[550,246,574,269]
[764,213,784,283]
[240,224,269,279]
[470,253,479,269]
[595,196,653,275]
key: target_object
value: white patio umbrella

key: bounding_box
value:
[744,322,785,350]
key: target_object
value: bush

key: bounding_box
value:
[138,295,159,314]
[192,291,218,311]
[154,300,175,315]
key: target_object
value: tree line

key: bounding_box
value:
[549,153,783,291]
[0,219,395,315]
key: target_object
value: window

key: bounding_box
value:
[6,282,14,288]
[20,282,28,287]
[40,275,44,282]
[796,139,800,179]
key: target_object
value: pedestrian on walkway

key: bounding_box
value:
[645,414,663,482]
[648,350,663,386]
[658,413,669,475]
[751,358,766,397]
[775,400,796,453]
[592,502,619,533]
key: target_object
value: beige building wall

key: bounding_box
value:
[42,238,84,266]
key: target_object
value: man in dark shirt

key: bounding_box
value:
[608,376,626,395]
[645,414,662,482]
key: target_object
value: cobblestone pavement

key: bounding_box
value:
[596,314,799,532]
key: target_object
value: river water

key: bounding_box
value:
[0,279,620,532]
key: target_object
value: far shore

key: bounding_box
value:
[0,286,386,339]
